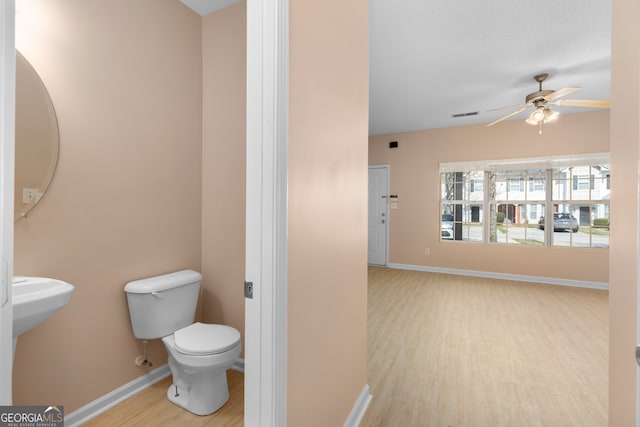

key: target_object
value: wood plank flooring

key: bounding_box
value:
[81,267,607,426]
[83,370,243,426]
[363,266,608,427]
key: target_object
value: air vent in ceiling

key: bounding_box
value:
[452,111,479,118]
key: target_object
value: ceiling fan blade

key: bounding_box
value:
[553,99,611,109]
[545,86,582,100]
[486,107,529,127]
[488,103,527,112]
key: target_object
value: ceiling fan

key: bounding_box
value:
[486,73,610,132]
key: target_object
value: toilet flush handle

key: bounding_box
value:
[151,291,164,299]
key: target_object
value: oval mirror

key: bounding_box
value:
[14,51,59,222]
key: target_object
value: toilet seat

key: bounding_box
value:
[174,322,240,356]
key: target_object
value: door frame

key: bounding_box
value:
[0,0,15,405]
[245,0,288,425]
[368,165,389,267]
[637,184,640,426]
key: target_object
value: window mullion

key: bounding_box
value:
[545,168,553,246]
[484,170,490,243]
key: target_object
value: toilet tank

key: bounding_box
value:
[124,269,202,339]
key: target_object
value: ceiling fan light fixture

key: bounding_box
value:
[525,116,539,125]
[532,107,545,121]
[487,72,610,131]
[543,107,559,123]
[525,106,545,125]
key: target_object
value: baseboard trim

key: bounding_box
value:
[65,357,246,426]
[343,384,372,427]
[65,364,171,426]
[387,263,609,290]
[232,358,245,373]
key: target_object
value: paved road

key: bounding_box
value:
[460,224,609,248]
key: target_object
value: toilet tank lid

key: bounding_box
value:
[124,270,202,294]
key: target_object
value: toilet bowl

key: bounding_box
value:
[162,322,241,415]
[124,270,242,416]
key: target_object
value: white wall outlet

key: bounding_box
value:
[22,188,39,204]
[424,248,431,255]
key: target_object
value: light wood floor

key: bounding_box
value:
[84,370,243,426]
[363,266,608,427]
[82,267,607,426]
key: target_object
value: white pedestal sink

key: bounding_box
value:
[12,276,74,359]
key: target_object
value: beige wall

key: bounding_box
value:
[13,0,202,412]
[369,109,610,283]
[609,0,639,423]
[288,0,369,425]
[200,2,246,351]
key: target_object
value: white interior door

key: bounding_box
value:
[0,0,15,406]
[368,166,388,266]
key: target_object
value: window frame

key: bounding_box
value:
[439,153,610,249]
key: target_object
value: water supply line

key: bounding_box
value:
[135,340,153,368]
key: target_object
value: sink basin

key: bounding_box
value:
[12,276,74,337]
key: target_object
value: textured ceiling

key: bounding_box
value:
[369,0,612,135]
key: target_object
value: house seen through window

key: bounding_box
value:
[439,154,610,248]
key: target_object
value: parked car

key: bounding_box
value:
[538,213,579,232]
[441,214,454,239]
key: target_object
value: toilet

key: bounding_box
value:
[124,269,241,416]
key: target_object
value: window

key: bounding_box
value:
[439,154,610,248]
[493,169,546,245]
[529,177,544,192]
[508,177,524,192]
[440,171,484,242]
[551,166,610,248]
[470,178,483,192]
[572,174,594,191]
